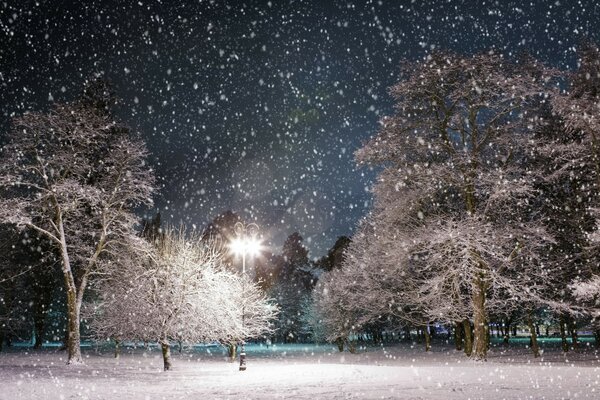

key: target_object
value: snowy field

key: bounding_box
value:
[1,342,599,400]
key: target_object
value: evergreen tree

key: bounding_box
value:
[270,232,315,342]
[315,236,351,272]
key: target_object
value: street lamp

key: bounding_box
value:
[229,221,261,371]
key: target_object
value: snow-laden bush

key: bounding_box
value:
[85,227,278,370]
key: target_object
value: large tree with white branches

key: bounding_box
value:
[0,80,155,364]
[346,51,559,359]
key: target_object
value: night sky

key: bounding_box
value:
[1,0,599,257]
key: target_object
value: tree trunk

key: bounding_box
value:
[472,276,488,360]
[454,321,463,351]
[32,282,51,350]
[569,318,578,350]
[65,288,83,364]
[502,319,510,345]
[336,337,344,352]
[114,339,121,359]
[462,319,473,357]
[33,321,44,349]
[527,312,540,358]
[346,337,357,354]
[424,325,431,352]
[1,285,14,352]
[559,314,569,353]
[161,339,172,371]
[485,318,491,350]
[227,342,237,361]
[373,330,382,345]
[58,221,83,365]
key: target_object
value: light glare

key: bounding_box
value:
[229,237,262,257]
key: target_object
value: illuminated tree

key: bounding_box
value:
[86,227,277,371]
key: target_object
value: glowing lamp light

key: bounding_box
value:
[229,236,262,258]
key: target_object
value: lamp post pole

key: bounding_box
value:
[233,221,259,372]
[239,243,247,371]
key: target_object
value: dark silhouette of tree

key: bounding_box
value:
[316,236,351,272]
[141,212,163,245]
[270,232,316,342]
[282,232,309,267]
[254,252,284,292]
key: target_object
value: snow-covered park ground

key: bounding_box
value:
[1,341,599,399]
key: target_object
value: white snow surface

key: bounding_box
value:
[1,343,599,399]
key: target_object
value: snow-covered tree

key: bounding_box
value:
[0,79,155,364]
[349,51,559,359]
[312,264,363,352]
[571,276,600,336]
[305,236,352,345]
[86,227,277,371]
[299,295,326,344]
[313,217,435,352]
[556,42,600,344]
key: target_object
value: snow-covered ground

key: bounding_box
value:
[1,342,599,399]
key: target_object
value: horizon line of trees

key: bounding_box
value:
[5,41,600,368]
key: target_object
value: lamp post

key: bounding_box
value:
[229,221,260,371]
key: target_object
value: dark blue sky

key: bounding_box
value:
[1,0,599,257]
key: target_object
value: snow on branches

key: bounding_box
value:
[85,227,278,371]
[0,81,155,364]
[331,51,564,359]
